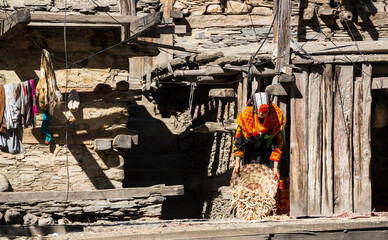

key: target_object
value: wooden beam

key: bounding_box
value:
[23,127,139,145]
[0,10,31,38]
[120,0,136,41]
[136,40,199,53]
[129,11,163,37]
[173,66,239,77]
[113,135,132,149]
[333,65,354,214]
[170,10,183,19]
[190,120,237,133]
[30,12,140,25]
[94,139,112,151]
[141,25,187,37]
[208,88,236,98]
[372,77,388,89]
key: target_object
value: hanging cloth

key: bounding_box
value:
[41,110,52,145]
[0,86,7,134]
[30,79,38,127]
[67,89,80,112]
[36,49,63,114]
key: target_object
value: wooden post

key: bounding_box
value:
[275,0,291,73]
[120,0,136,41]
[321,64,334,215]
[237,74,243,115]
[307,65,323,216]
[353,63,372,213]
[333,65,354,214]
[242,73,249,109]
[289,65,309,217]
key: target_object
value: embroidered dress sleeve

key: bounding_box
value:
[269,130,283,162]
[233,126,245,158]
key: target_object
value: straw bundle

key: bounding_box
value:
[230,164,278,220]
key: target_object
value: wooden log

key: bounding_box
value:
[116,81,130,91]
[94,83,112,94]
[307,65,323,216]
[242,73,248,109]
[321,64,334,215]
[190,120,238,133]
[265,83,290,96]
[214,56,250,66]
[333,65,354,214]
[353,63,372,213]
[372,77,388,89]
[208,88,235,98]
[113,135,132,149]
[94,139,112,151]
[289,65,309,217]
[237,75,243,114]
[23,127,138,145]
[275,0,291,72]
[142,25,187,37]
[30,12,140,25]
[196,52,224,64]
[170,10,183,19]
[129,11,163,37]
[173,66,238,77]
[0,10,30,38]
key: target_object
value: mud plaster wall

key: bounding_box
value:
[0,26,131,191]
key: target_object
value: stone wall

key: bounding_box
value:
[0,185,183,224]
[0,0,159,15]
[0,26,133,191]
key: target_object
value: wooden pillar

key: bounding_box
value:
[242,73,249,109]
[289,65,309,217]
[353,63,372,213]
[333,65,354,214]
[237,74,243,115]
[321,64,334,215]
[275,0,291,73]
[307,65,323,216]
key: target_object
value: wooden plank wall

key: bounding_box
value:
[290,66,309,216]
[290,64,373,216]
[321,64,334,215]
[333,65,354,214]
[307,65,323,215]
[353,64,372,213]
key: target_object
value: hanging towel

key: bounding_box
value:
[41,110,51,145]
[25,81,32,127]
[4,84,19,129]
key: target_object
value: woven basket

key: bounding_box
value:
[230,163,279,220]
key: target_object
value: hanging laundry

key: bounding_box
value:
[41,110,52,145]
[36,49,63,114]
[67,89,80,112]
[0,85,7,134]
[30,79,37,128]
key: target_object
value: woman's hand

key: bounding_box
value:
[273,168,280,181]
[233,157,241,175]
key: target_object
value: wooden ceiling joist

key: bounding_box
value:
[0,10,31,39]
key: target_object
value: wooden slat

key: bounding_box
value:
[289,65,309,217]
[30,12,140,24]
[333,65,354,214]
[372,77,388,89]
[321,64,334,215]
[129,11,163,37]
[307,65,323,216]
[353,64,372,213]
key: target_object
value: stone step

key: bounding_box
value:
[123,169,185,187]
[124,154,183,170]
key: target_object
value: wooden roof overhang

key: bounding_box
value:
[0,9,164,56]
